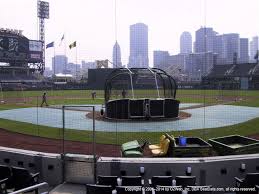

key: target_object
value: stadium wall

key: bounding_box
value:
[1,146,259,188]
[87,68,115,89]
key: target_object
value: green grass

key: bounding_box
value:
[229,99,259,107]
[1,89,259,108]
[2,89,259,97]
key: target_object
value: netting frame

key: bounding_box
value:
[104,68,178,103]
[104,68,180,120]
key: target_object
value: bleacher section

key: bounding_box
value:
[203,63,259,89]
[87,173,259,193]
[0,164,49,193]
[206,65,232,78]
[0,72,38,82]
[207,63,257,78]
[232,63,257,77]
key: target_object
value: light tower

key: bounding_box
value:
[37,0,49,74]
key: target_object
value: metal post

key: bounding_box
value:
[53,46,56,75]
[92,106,97,182]
[62,105,65,182]
[37,96,39,136]
[0,82,4,103]
[62,106,65,154]
[129,74,134,99]
[76,44,78,77]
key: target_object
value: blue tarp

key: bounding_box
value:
[0,104,258,132]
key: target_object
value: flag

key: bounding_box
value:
[59,34,64,46]
[69,41,76,49]
[46,41,54,49]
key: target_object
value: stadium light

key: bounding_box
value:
[37,0,50,74]
[37,1,49,19]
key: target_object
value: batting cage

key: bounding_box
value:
[104,68,180,120]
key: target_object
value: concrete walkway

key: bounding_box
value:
[50,183,86,194]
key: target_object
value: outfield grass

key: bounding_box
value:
[2,89,259,98]
[1,89,259,108]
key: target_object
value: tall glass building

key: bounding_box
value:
[112,41,122,68]
[180,31,192,54]
[128,23,149,68]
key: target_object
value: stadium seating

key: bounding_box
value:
[86,184,113,194]
[97,175,118,189]
[0,165,40,193]
[0,178,8,194]
[149,176,173,187]
[235,173,259,193]
[203,63,259,89]
[0,165,11,183]
[95,173,212,194]
[9,166,40,191]
[121,176,143,186]
[175,176,196,187]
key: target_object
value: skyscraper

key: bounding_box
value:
[128,23,149,68]
[153,51,169,70]
[112,41,122,68]
[180,31,192,54]
[222,33,240,64]
[52,55,68,74]
[213,35,224,65]
[194,27,217,53]
[250,36,259,62]
[239,38,249,63]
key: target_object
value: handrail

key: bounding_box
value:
[11,182,49,194]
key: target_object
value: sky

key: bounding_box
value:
[0,0,259,69]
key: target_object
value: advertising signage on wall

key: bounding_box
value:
[28,40,43,63]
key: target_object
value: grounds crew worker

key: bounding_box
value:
[41,92,49,107]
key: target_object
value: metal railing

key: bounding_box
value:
[11,182,49,194]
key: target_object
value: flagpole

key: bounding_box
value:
[76,42,78,77]
[64,33,67,73]
[53,45,56,75]
[65,34,67,73]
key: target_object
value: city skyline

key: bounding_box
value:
[0,0,259,69]
[50,25,258,73]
